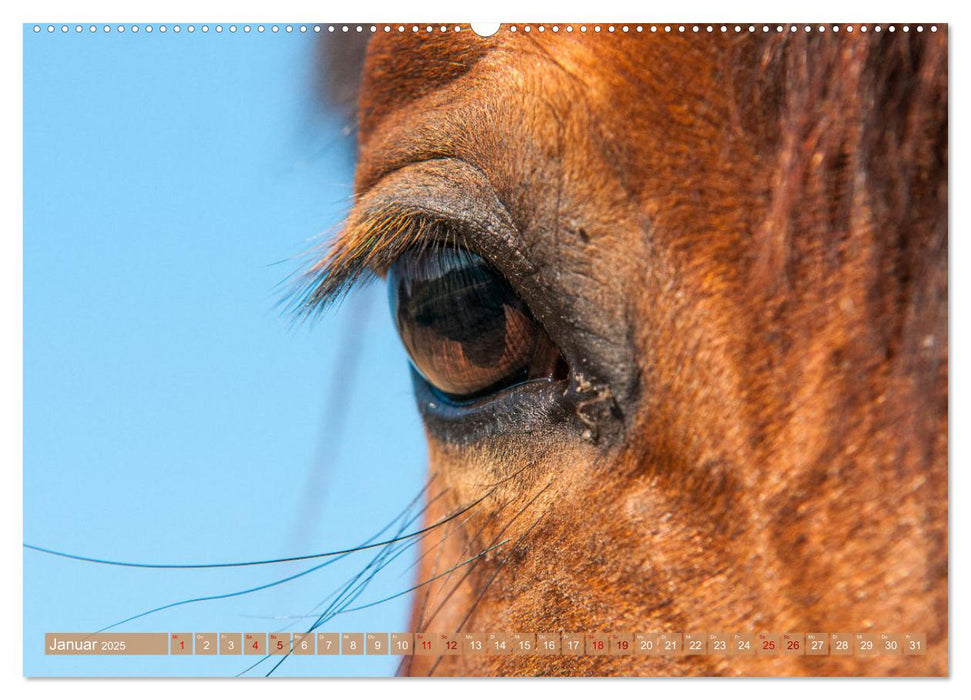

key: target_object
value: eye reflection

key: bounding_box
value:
[387,243,566,400]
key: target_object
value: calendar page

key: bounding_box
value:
[22,19,948,679]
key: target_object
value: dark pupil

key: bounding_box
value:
[408,262,514,367]
[387,244,546,399]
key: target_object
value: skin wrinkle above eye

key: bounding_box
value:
[351,158,522,278]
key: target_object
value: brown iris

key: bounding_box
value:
[387,244,566,400]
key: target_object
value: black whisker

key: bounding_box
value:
[23,478,502,570]
[425,514,547,677]
[423,481,551,633]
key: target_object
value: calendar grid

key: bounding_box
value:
[44,632,927,657]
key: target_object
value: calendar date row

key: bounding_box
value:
[45,631,927,657]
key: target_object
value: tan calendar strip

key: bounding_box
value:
[45,632,928,656]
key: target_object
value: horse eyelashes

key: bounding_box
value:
[387,243,567,401]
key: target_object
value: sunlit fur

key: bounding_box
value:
[312,27,948,676]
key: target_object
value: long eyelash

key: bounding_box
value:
[283,207,455,320]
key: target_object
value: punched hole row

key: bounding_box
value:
[32,24,941,35]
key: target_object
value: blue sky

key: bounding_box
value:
[23,25,427,677]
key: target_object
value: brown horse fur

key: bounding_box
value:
[308,27,948,676]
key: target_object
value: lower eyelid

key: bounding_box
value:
[410,365,578,444]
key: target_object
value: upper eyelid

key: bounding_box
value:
[287,159,524,319]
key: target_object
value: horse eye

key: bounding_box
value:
[387,244,567,401]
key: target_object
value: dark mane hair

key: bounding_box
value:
[751,29,947,475]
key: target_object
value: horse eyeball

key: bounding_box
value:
[387,243,566,400]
